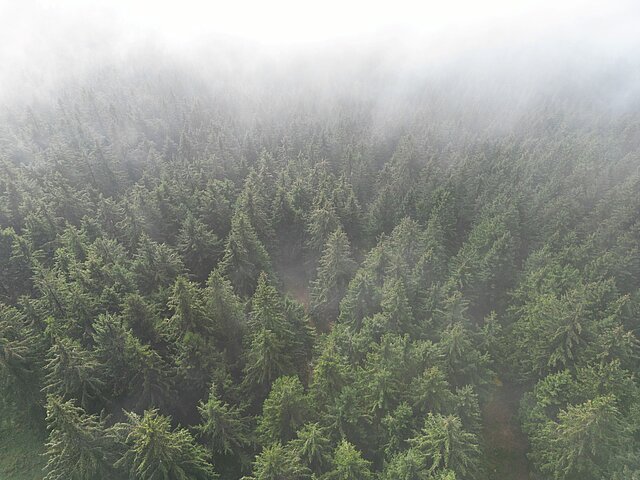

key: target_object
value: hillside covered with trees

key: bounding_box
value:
[0,53,639,480]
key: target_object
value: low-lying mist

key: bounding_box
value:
[2,0,639,124]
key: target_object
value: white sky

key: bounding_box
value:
[2,0,637,47]
[0,0,638,102]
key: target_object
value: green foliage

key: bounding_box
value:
[0,228,32,304]
[2,64,640,480]
[91,313,145,398]
[306,200,341,257]
[44,337,105,410]
[311,227,357,326]
[115,409,217,480]
[177,214,222,282]
[222,212,272,296]
[410,414,481,480]
[133,235,184,294]
[0,305,43,408]
[243,328,293,391]
[243,443,309,480]
[243,274,312,394]
[257,376,309,444]
[44,396,119,480]
[381,448,431,480]
[326,440,373,480]
[196,384,252,456]
[537,395,627,480]
[205,268,245,364]
[511,278,636,380]
[289,422,333,473]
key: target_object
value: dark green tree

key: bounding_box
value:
[537,395,627,480]
[221,212,272,296]
[44,337,105,410]
[257,376,309,444]
[115,409,217,480]
[196,384,252,456]
[289,422,333,474]
[326,440,373,480]
[44,395,119,480]
[177,213,222,282]
[410,413,481,480]
[0,305,43,409]
[311,227,357,328]
[243,443,309,480]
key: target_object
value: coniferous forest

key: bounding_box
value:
[1,15,640,480]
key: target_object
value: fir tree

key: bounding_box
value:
[222,212,272,296]
[115,409,217,480]
[44,396,119,480]
[311,227,357,328]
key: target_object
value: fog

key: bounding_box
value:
[1,0,639,128]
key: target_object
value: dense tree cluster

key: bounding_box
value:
[0,66,639,479]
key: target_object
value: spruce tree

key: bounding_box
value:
[222,212,272,296]
[44,337,105,410]
[257,375,309,444]
[327,440,373,480]
[310,227,357,327]
[410,413,481,480]
[115,409,217,480]
[44,396,119,480]
[177,213,222,282]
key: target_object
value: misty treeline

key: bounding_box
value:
[0,58,639,480]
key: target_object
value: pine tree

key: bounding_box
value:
[244,443,309,480]
[129,344,175,412]
[381,403,414,457]
[44,395,119,480]
[115,409,217,480]
[257,376,309,444]
[236,168,275,246]
[334,179,364,249]
[249,272,288,333]
[196,384,252,456]
[205,268,245,365]
[44,337,105,410]
[540,395,626,480]
[326,440,373,480]
[408,366,454,416]
[133,234,184,294]
[410,413,481,480]
[243,328,293,393]
[177,213,222,282]
[242,273,302,394]
[310,227,357,327]
[446,207,517,319]
[380,276,415,335]
[272,182,305,264]
[0,305,43,409]
[381,449,430,480]
[91,313,143,399]
[289,423,332,474]
[439,322,492,387]
[306,200,341,257]
[222,211,272,296]
[309,336,352,407]
[121,293,160,346]
[0,228,33,304]
[167,276,212,338]
[368,185,399,238]
[338,270,381,330]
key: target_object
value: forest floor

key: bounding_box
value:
[281,262,310,308]
[0,418,46,480]
[482,380,531,480]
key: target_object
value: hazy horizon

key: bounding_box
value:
[2,0,639,109]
